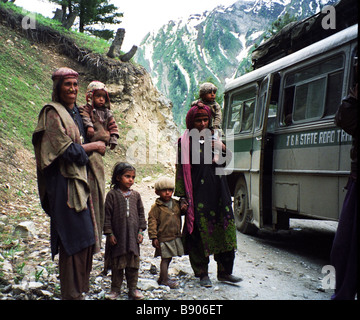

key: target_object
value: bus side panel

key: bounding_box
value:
[273,174,340,220]
[249,148,261,228]
[272,128,351,220]
[230,136,263,229]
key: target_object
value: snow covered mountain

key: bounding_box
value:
[135,0,338,126]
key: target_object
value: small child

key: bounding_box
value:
[103,162,146,300]
[191,82,222,130]
[148,177,187,289]
[80,81,119,149]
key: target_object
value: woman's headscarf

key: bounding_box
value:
[185,101,212,130]
[180,102,212,234]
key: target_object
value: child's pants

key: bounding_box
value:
[111,267,138,292]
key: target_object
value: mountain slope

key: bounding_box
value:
[135,0,338,127]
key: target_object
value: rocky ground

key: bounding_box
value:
[0,174,338,302]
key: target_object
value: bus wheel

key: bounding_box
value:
[233,177,257,235]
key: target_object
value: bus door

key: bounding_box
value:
[226,84,258,234]
[249,74,274,229]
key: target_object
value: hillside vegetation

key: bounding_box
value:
[0,2,112,148]
[0,3,179,295]
[0,2,168,228]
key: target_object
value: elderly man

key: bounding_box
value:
[32,67,106,300]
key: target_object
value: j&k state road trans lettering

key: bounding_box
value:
[276,128,352,149]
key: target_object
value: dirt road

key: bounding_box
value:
[132,181,337,301]
[0,180,337,301]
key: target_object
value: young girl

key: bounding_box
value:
[103,162,146,300]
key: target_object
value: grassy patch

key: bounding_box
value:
[1,1,111,55]
[0,25,53,148]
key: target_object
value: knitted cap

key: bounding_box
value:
[86,80,110,108]
[194,106,209,118]
[154,177,175,191]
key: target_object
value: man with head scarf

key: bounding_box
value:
[32,67,106,300]
[175,103,241,288]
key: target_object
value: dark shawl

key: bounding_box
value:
[175,104,236,256]
[32,102,95,257]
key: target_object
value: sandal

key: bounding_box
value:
[106,291,119,300]
[160,279,179,289]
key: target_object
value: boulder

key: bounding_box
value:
[13,221,37,239]
[137,278,159,291]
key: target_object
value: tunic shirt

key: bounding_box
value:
[104,189,146,258]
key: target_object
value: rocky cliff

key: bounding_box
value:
[106,69,179,168]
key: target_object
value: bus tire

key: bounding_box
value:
[233,177,257,235]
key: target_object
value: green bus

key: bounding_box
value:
[222,24,358,234]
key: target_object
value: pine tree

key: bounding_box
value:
[50,0,123,39]
[264,12,298,40]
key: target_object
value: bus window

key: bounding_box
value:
[255,77,269,130]
[324,70,344,116]
[293,77,326,121]
[282,86,294,125]
[255,74,279,131]
[227,87,256,134]
[255,92,265,129]
[227,97,242,134]
[282,55,344,124]
[242,101,255,131]
[267,103,278,132]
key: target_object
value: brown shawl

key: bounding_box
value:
[32,102,90,213]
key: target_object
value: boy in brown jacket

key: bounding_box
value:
[148,177,187,288]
